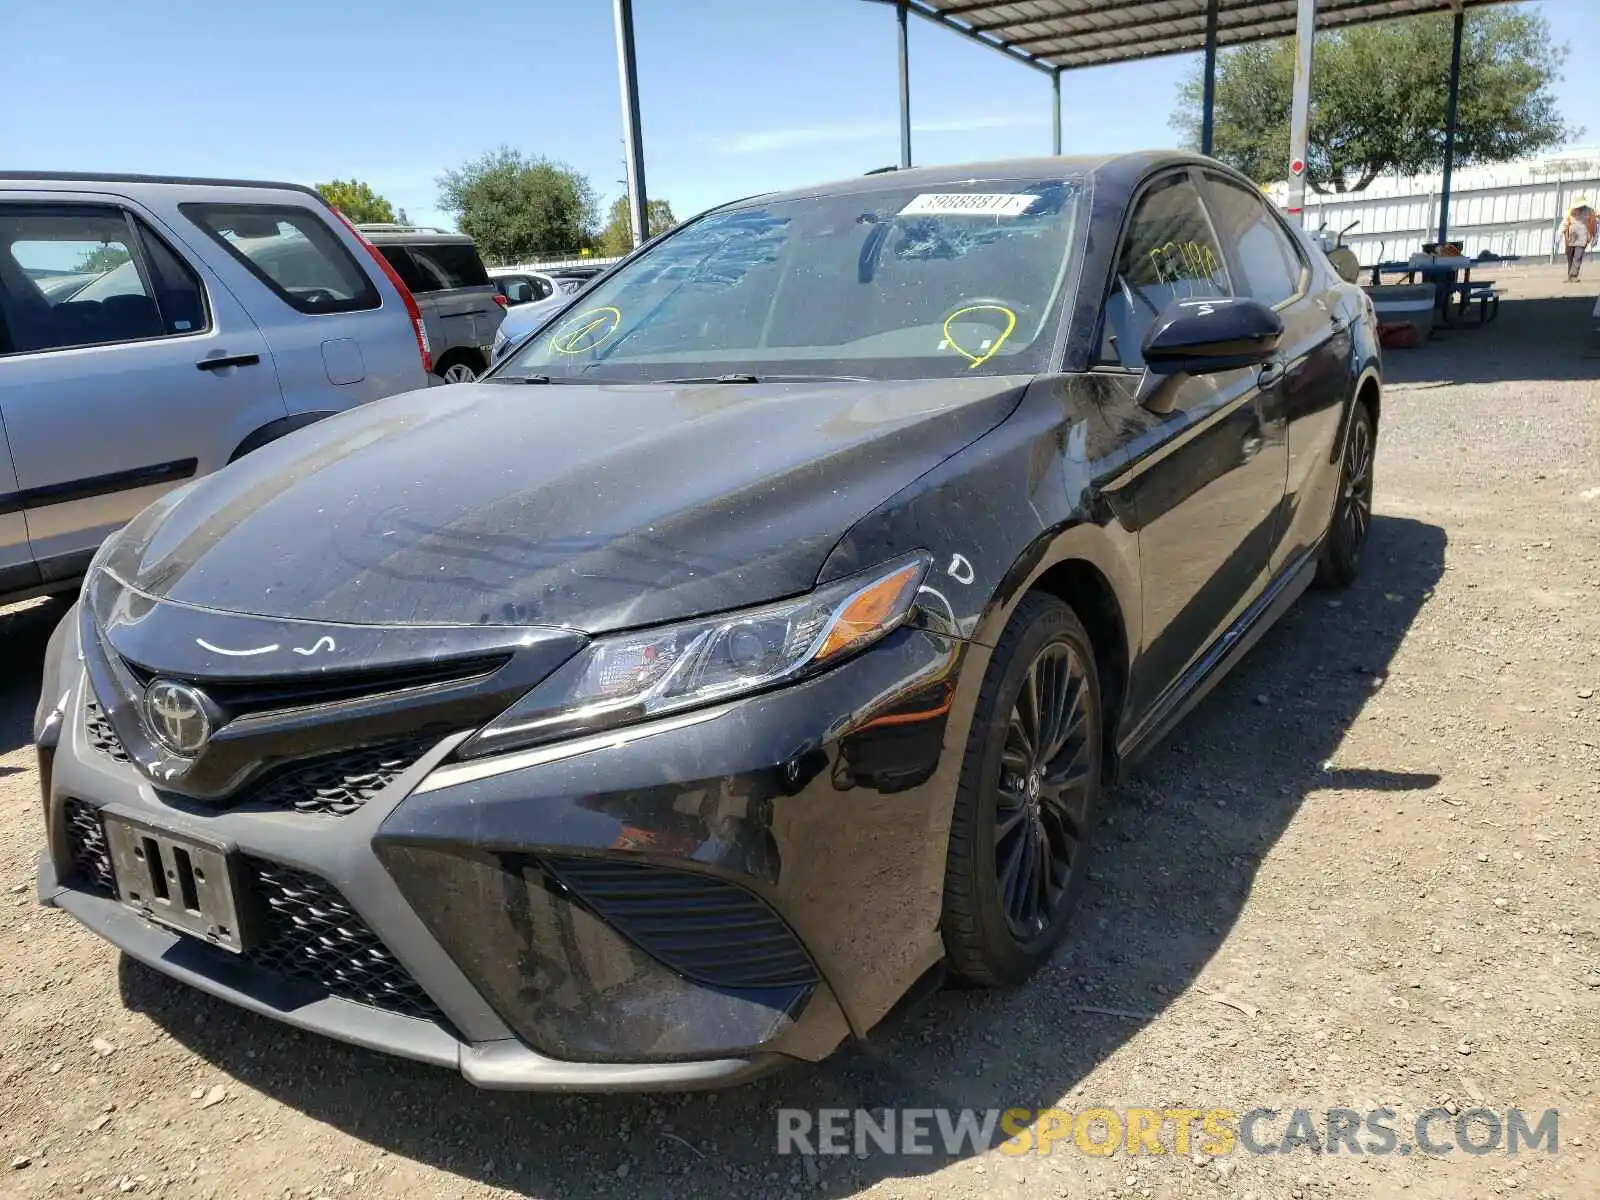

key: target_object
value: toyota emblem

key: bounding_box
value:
[143,680,214,756]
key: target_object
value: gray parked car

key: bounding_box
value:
[0,172,432,607]
[360,225,502,383]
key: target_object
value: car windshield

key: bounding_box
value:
[495,176,1084,383]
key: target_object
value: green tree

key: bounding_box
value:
[1172,9,1576,193]
[314,179,397,224]
[436,147,600,263]
[597,195,679,256]
[74,244,130,274]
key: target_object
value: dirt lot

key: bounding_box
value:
[2,265,1598,1200]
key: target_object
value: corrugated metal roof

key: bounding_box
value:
[907,0,1516,71]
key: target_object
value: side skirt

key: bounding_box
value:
[1115,544,1320,772]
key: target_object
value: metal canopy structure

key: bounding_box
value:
[609,0,1518,246]
[898,0,1507,71]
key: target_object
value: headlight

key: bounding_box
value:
[461,553,930,758]
[491,332,510,361]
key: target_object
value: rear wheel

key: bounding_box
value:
[1315,400,1375,588]
[942,594,1102,987]
[436,360,479,384]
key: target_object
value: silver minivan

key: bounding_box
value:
[0,172,431,606]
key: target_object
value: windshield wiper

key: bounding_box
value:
[650,372,871,385]
[491,373,553,384]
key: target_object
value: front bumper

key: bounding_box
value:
[37,606,973,1090]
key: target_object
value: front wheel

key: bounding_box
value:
[941,594,1102,987]
[1315,400,1375,588]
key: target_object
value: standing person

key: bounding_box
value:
[1560,200,1598,281]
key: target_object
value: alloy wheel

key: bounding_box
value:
[1341,414,1374,564]
[995,641,1094,938]
[441,362,478,384]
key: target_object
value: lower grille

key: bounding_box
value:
[243,859,446,1023]
[58,803,443,1025]
[244,738,435,817]
[83,701,131,765]
[64,799,116,895]
[543,855,818,989]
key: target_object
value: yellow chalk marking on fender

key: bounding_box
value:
[550,306,622,355]
[942,304,1016,368]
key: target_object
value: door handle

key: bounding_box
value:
[1257,360,1286,388]
[196,354,260,372]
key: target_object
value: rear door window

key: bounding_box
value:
[1099,174,1230,368]
[404,242,490,293]
[181,203,379,314]
[1201,173,1307,308]
[0,204,181,353]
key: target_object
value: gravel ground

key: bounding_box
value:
[2,265,1597,1200]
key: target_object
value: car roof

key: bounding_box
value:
[721,151,1211,210]
[362,229,477,246]
[0,170,323,198]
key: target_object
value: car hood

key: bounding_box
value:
[100,377,1026,631]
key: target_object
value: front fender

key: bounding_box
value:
[820,374,1140,648]
[820,371,1143,740]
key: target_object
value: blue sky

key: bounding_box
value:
[1,0,1588,233]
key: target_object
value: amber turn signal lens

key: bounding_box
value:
[815,561,925,663]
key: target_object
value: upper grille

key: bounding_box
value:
[120,655,509,719]
[83,700,131,765]
[243,859,446,1023]
[244,738,435,817]
[543,855,818,989]
[64,799,116,895]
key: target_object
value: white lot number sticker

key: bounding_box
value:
[898,192,1037,217]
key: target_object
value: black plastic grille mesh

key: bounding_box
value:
[544,855,818,989]
[243,858,446,1023]
[63,799,116,895]
[83,700,131,765]
[245,738,434,817]
[57,805,442,1025]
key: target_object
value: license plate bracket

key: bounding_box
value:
[101,814,250,954]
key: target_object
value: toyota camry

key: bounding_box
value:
[35,153,1379,1091]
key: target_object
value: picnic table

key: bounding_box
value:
[1367,254,1499,325]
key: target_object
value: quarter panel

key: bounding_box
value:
[1277,278,1376,570]
[146,187,428,412]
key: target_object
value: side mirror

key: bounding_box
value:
[1141,295,1283,376]
[1133,295,1284,412]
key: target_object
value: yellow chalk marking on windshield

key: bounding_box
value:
[550,306,622,355]
[942,304,1017,368]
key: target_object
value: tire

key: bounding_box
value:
[1315,399,1375,589]
[436,360,479,384]
[941,593,1103,987]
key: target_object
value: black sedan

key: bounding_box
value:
[35,153,1379,1090]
